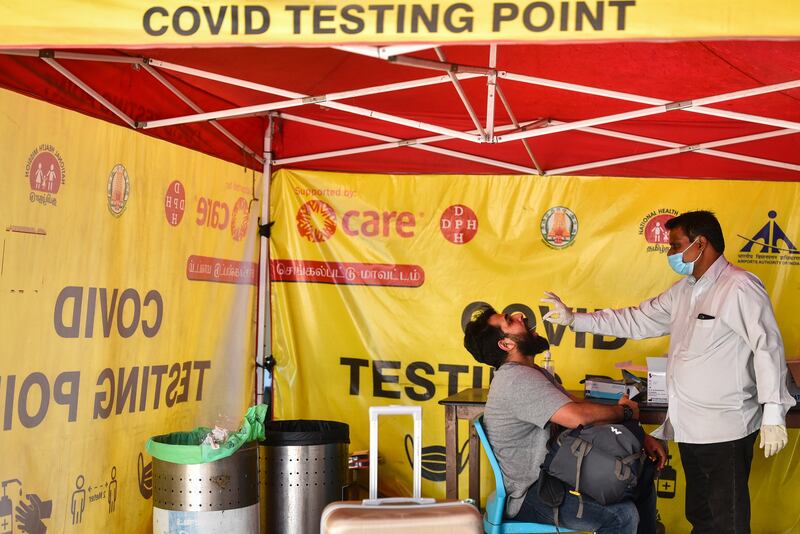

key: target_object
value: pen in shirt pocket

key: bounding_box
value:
[697,313,715,320]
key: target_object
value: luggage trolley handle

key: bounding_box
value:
[364,405,435,506]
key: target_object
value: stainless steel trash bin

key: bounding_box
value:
[261,420,349,534]
[152,442,259,533]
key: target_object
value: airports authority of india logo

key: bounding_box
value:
[540,206,578,249]
[297,200,337,242]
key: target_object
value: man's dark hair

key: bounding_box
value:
[463,306,508,369]
[665,210,725,253]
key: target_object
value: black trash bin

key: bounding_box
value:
[260,420,349,534]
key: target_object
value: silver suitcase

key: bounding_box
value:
[320,406,482,533]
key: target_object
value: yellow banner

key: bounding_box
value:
[270,168,800,532]
[0,89,259,533]
[1,0,800,48]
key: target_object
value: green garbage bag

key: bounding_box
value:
[145,404,267,464]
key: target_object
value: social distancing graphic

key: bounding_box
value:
[0,90,257,533]
[271,168,800,533]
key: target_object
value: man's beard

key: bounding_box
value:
[510,330,550,356]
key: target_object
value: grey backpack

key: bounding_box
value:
[542,421,645,520]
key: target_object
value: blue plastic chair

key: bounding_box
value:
[474,416,576,534]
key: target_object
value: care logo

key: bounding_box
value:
[737,210,800,267]
[25,143,66,206]
[439,204,478,244]
[106,164,130,217]
[638,208,678,253]
[164,180,186,226]
[295,199,418,242]
[540,206,578,249]
[230,197,250,241]
[296,199,337,242]
[195,195,250,241]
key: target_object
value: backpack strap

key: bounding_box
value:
[569,438,592,519]
[615,452,643,481]
[553,506,561,534]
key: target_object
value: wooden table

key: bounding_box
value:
[439,388,800,503]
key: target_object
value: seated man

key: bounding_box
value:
[464,306,665,534]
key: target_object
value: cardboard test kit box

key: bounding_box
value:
[646,357,668,404]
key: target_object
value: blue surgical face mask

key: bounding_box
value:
[667,237,702,276]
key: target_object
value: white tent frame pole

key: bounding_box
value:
[501,71,800,108]
[142,64,264,164]
[0,49,39,57]
[142,72,482,135]
[255,116,273,405]
[500,71,663,105]
[434,47,485,137]
[276,113,539,174]
[53,51,146,64]
[567,121,797,152]
[324,97,482,143]
[150,59,298,97]
[41,57,136,128]
[0,50,145,64]
[496,105,676,143]
[332,44,438,59]
[495,85,542,174]
[498,72,800,139]
[148,59,482,142]
[547,128,800,175]
[389,54,494,75]
[485,44,498,140]
[276,113,533,157]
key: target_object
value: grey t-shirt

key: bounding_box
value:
[484,362,571,517]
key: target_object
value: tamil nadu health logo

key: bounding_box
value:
[25,144,66,206]
[738,210,799,267]
[639,208,678,253]
[541,206,578,249]
[297,200,337,242]
[107,164,130,217]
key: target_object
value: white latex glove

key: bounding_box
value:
[760,424,788,458]
[541,292,575,326]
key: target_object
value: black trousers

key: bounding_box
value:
[678,431,758,534]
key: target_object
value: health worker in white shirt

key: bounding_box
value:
[541,210,795,534]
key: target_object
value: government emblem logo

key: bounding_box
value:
[541,206,578,249]
[106,164,130,217]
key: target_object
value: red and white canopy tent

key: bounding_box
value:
[2,0,800,400]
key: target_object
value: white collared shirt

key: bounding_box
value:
[572,255,795,444]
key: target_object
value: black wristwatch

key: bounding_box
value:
[621,404,634,422]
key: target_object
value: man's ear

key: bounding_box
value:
[498,338,514,352]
